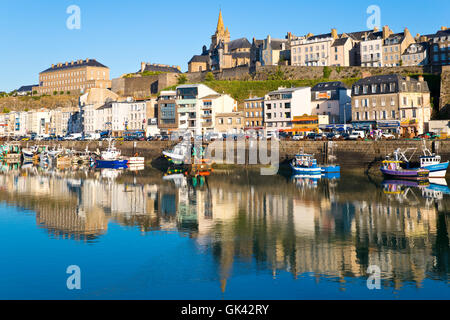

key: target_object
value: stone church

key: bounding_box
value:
[188,11,251,72]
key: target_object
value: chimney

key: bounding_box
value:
[404,27,411,38]
[382,25,392,39]
[141,62,146,73]
[406,76,411,81]
[374,26,379,32]
[441,26,448,31]
[71,61,74,65]
[418,76,424,82]
[51,64,55,68]
[177,66,181,71]
[331,28,338,39]
[65,62,68,66]
[86,58,90,63]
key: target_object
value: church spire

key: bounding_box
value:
[216,10,225,33]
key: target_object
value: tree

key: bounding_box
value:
[53,91,58,96]
[205,72,215,81]
[2,107,10,114]
[60,91,64,95]
[177,74,188,85]
[66,91,71,95]
[268,66,286,80]
[323,66,332,79]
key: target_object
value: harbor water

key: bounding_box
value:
[0,164,449,299]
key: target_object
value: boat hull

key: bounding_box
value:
[290,163,322,175]
[381,168,429,180]
[95,159,128,169]
[422,161,449,178]
[321,165,341,173]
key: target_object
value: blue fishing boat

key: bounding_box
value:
[95,139,128,169]
[290,154,322,175]
[419,142,449,178]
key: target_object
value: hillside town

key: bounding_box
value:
[1,11,449,140]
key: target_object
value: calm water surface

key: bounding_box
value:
[0,164,449,300]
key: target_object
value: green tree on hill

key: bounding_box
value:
[323,66,332,79]
[177,74,188,85]
[205,72,215,81]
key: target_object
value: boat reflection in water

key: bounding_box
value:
[0,162,449,299]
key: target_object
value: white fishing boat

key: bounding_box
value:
[163,143,190,165]
[419,141,449,178]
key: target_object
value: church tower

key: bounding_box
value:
[211,10,230,50]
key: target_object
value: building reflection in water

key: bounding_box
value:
[0,166,448,292]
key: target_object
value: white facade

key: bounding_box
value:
[176,84,237,135]
[291,36,334,66]
[360,38,383,67]
[26,109,51,135]
[264,87,312,133]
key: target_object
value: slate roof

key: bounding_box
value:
[188,55,210,64]
[311,81,348,91]
[17,85,38,92]
[41,59,108,73]
[228,38,251,51]
[403,42,429,55]
[352,74,430,95]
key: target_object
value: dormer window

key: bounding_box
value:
[390,83,395,92]
[371,84,377,93]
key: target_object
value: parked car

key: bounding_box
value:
[292,135,305,141]
[381,133,395,140]
[348,131,366,140]
[326,133,341,140]
[85,133,101,141]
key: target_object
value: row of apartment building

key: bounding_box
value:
[0,74,438,138]
[189,10,450,71]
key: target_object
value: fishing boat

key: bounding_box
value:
[163,142,190,165]
[381,149,429,180]
[321,165,341,174]
[419,142,449,178]
[95,139,128,168]
[290,153,322,175]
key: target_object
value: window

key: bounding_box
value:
[227,118,232,124]
[356,112,360,120]
[391,110,396,119]
[412,109,416,118]
[383,111,386,119]
[403,97,408,106]
[218,118,224,124]
[402,110,406,118]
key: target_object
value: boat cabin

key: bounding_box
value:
[381,160,403,171]
[293,154,318,168]
[420,155,441,167]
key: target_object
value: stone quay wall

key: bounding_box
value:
[16,140,450,173]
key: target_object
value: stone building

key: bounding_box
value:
[251,35,290,67]
[215,112,244,134]
[188,11,251,72]
[382,28,416,67]
[401,42,429,66]
[351,74,431,136]
[33,59,111,95]
[243,97,264,131]
[429,27,450,66]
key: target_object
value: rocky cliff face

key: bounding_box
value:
[0,95,79,112]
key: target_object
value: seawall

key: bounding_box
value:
[15,140,450,172]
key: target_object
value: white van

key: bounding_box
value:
[348,131,366,140]
[65,133,83,141]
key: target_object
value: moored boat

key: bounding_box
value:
[290,154,322,175]
[95,139,128,168]
[419,142,449,178]
[381,160,429,180]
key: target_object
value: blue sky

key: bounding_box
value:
[0,0,448,92]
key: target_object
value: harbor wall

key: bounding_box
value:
[15,140,450,171]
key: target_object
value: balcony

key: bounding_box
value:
[176,98,197,105]
[178,107,195,113]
